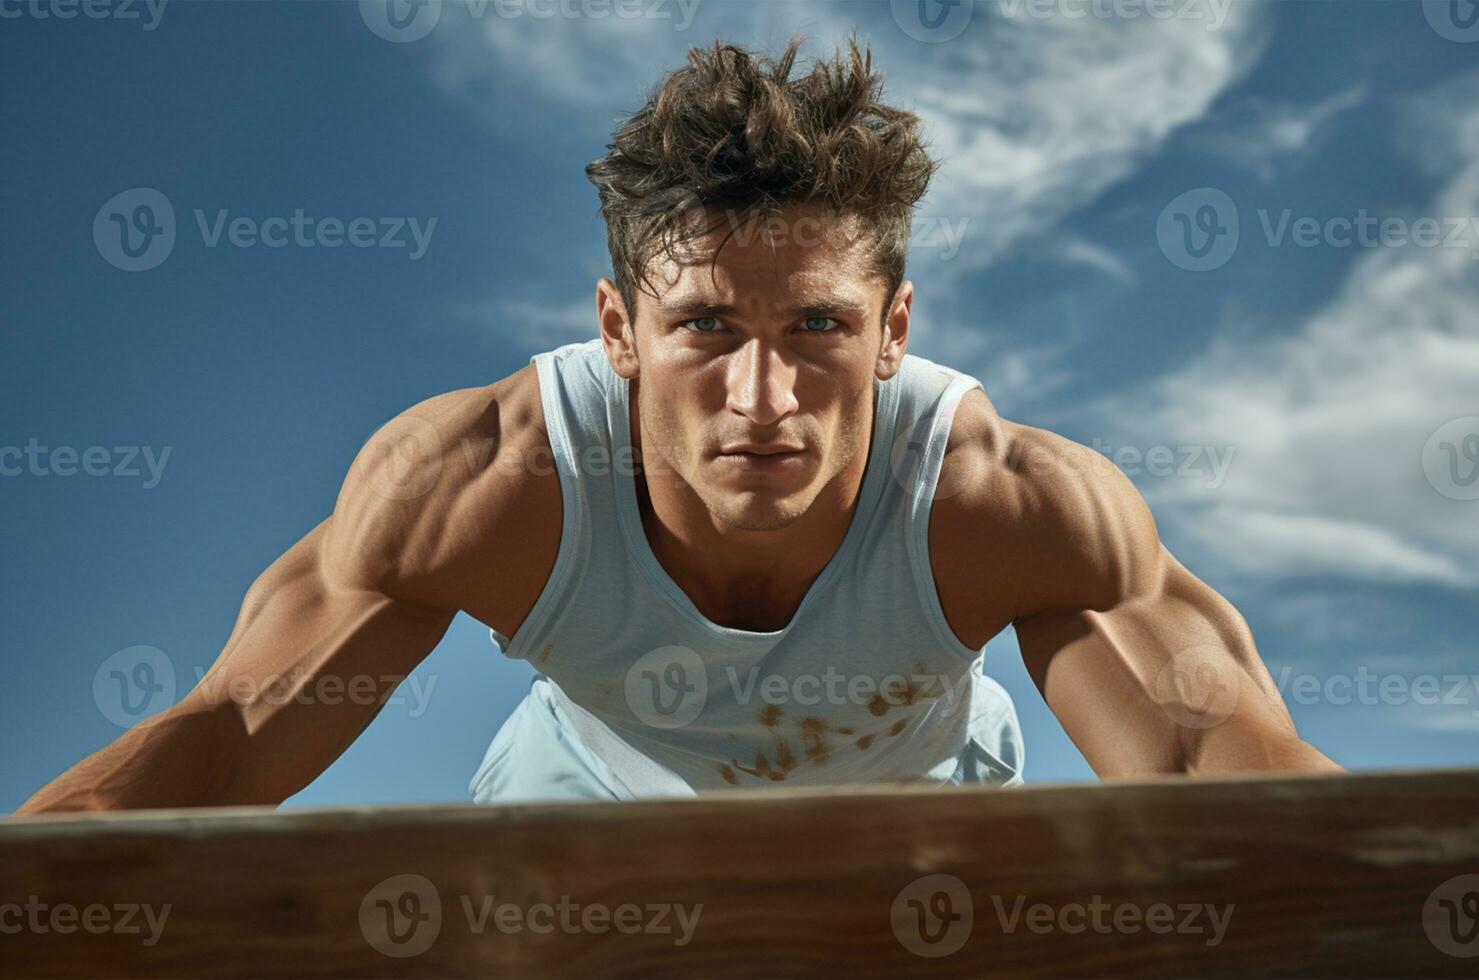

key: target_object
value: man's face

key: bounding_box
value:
[600,205,909,532]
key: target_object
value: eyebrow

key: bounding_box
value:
[656,297,868,319]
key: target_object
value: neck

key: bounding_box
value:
[627,380,876,631]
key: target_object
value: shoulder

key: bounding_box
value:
[928,388,1166,641]
[322,363,563,626]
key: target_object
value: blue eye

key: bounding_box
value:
[802,316,838,332]
[684,316,721,333]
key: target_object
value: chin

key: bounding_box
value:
[703,487,812,532]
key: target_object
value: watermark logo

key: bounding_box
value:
[889,426,971,502]
[892,0,974,43]
[1160,192,1478,270]
[360,874,442,958]
[356,414,445,501]
[359,0,441,42]
[358,875,702,956]
[93,188,437,271]
[890,433,937,502]
[1424,0,1479,42]
[1157,187,1239,272]
[1423,417,1479,501]
[93,188,175,272]
[92,645,176,727]
[1424,874,1479,957]
[624,645,707,728]
[1153,645,1240,730]
[892,874,973,957]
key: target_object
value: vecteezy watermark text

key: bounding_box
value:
[995,0,1232,29]
[889,874,1235,960]
[193,209,436,260]
[0,439,170,487]
[0,897,171,947]
[621,645,978,731]
[1274,665,1479,715]
[0,0,167,29]
[891,0,1234,44]
[359,874,701,959]
[359,0,701,43]
[190,664,438,718]
[1159,187,1479,272]
[1087,439,1235,488]
[990,894,1235,947]
[94,188,437,272]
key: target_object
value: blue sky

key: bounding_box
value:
[2,0,1476,810]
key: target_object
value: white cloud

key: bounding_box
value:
[1170,507,1472,586]
[1017,232,1139,285]
[886,2,1271,385]
[1101,70,1479,588]
[459,295,597,352]
[428,1,698,112]
[904,0,1270,276]
[1191,85,1367,180]
[1254,590,1423,653]
[1398,709,1479,734]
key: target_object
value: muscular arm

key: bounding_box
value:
[1015,549,1341,777]
[16,520,454,814]
[12,384,527,815]
[934,393,1341,778]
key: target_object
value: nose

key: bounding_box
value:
[725,339,799,427]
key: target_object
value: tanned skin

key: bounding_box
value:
[15,206,1338,814]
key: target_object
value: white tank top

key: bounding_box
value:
[489,338,1019,796]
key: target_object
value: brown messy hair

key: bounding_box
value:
[585,34,939,326]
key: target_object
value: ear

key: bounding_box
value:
[876,279,912,381]
[596,277,639,380]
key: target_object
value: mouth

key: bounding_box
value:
[718,443,805,456]
[714,444,808,471]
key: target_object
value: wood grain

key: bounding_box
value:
[3,767,1478,977]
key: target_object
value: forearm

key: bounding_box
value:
[14,702,252,816]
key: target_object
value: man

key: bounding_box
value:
[16,37,1339,816]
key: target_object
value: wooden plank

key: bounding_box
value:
[3,767,1478,977]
